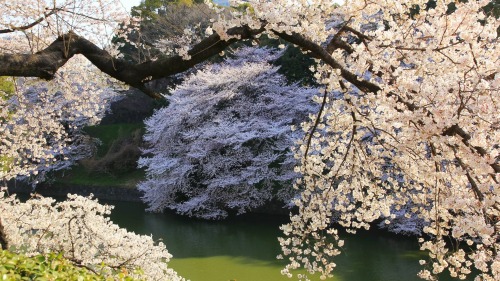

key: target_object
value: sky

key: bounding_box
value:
[120,0,142,12]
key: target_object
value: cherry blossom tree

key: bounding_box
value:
[1,56,121,185]
[138,47,319,219]
[0,190,184,280]
[0,1,182,280]
[0,0,133,182]
[0,0,498,280]
[215,1,496,280]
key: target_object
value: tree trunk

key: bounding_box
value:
[0,218,8,250]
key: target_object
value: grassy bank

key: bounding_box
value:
[52,123,146,189]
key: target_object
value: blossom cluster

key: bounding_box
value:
[0,190,183,280]
[1,55,121,184]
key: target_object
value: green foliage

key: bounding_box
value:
[0,77,15,174]
[274,45,316,86]
[117,0,214,63]
[0,250,106,280]
[0,250,143,280]
[0,155,14,175]
[54,165,145,188]
[233,2,254,14]
[52,124,145,188]
[131,0,204,18]
[79,124,143,176]
[83,124,144,157]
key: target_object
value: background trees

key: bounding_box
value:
[117,0,216,63]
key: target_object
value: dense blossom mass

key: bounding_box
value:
[139,47,319,219]
[0,0,498,280]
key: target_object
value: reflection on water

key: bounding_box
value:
[107,200,467,281]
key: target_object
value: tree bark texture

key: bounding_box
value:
[0,25,381,98]
[0,26,263,99]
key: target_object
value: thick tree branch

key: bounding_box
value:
[0,26,263,99]
[326,36,355,54]
[1,24,379,99]
[443,124,500,175]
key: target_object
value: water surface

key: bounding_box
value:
[108,200,466,281]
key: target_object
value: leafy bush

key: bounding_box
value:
[0,249,137,280]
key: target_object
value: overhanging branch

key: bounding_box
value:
[0,26,263,99]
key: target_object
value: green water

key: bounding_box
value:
[108,200,466,281]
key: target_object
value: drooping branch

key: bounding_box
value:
[272,30,381,94]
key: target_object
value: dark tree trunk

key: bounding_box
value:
[0,219,8,250]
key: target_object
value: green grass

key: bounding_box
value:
[54,165,145,188]
[52,123,146,188]
[83,123,144,157]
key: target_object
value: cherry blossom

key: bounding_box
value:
[0,0,498,280]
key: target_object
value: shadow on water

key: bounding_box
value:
[108,200,287,260]
[106,199,470,281]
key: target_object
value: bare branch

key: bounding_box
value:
[0,8,61,34]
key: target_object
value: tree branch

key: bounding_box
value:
[272,30,381,94]
[0,8,61,34]
[0,26,263,99]
[442,124,500,175]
